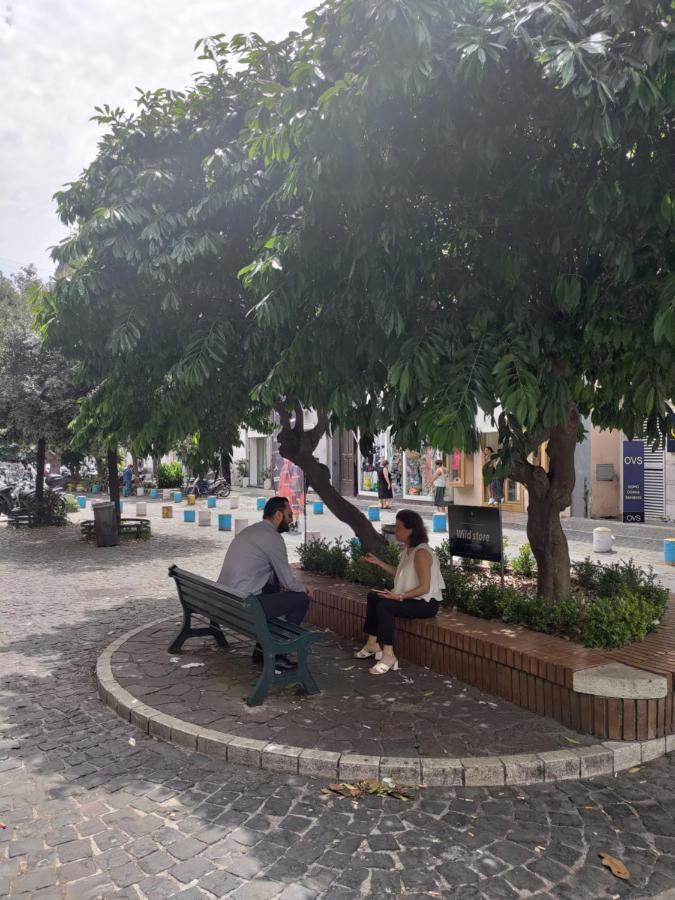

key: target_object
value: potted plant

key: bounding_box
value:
[236,459,249,488]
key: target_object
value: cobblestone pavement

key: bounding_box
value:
[113,621,596,758]
[2,522,675,898]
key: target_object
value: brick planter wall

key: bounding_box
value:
[301,572,675,743]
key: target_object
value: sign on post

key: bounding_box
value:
[447,505,503,563]
[622,439,645,523]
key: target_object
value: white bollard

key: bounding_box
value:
[136,486,144,497]
[162,489,171,501]
[305,531,321,544]
[229,497,239,509]
[234,518,249,535]
[135,502,147,516]
[198,510,211,527]
[593,527,613,553]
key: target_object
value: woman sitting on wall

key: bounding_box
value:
[354,509,444,675]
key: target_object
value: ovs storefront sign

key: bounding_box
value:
[622,439,645,524]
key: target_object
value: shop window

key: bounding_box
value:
[446,449,474,488]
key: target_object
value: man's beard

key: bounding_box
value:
[277,519,291,534]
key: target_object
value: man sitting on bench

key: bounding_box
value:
[218,496,311,672]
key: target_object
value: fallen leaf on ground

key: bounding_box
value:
[627,766,641,773]
[422,691,434,697]
[599,853,630,880]
[564,737,579,744]
[341,666,354,671]
[324,780,412,801]
[128,738,136,746]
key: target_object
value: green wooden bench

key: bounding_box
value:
[80,518,151,540]
[168,565,325,706]
[6,511,36,528]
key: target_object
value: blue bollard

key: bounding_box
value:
[207,496,217,509]
[183,509,195,523]
[150,488,159,499]
[256,497,266,511]
[174,491,183,503]
[433,513,447,533]
[367,506,380,522]
[313,501,324,515]
[91,485,100,495]
[665,539,675,566]
[76,495,87,509]
[218,513,232,531]
[119,501,124,513]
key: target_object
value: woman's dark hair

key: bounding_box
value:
[395,509,428,547]
[435,458,443,466]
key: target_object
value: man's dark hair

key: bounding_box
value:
[263,496,291,519]
[395,509,428,547]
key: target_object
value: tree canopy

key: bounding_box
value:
[40,0,674,598]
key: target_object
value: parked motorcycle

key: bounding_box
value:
[186,474,231,499]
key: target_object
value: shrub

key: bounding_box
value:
[297,537,349,578]
[442,566,474,608]
[460,556,482,573]
[156,461,184,488]
[582,591,662,649]
[346,540,400,589]
[63,493,79,513]
[489,536,509,574]
[511,543,536,578]
[571,557,597,591]
[463,577,503,619]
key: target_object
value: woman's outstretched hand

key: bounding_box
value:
[363,552,381,567]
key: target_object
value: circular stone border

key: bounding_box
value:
[97,620,674,787]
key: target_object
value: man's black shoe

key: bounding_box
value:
[251,649,297,672]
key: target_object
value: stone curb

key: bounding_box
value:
[96,620,674,787]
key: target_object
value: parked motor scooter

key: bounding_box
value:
[186,474,231,499]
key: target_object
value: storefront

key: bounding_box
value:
[357,430,439,501]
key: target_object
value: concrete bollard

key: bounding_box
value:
[235,518,249,535]
[218,513,232,531]
[313,501,324,515]
[183,509,196,523]
[136,487,144,497]
[187,494,196,506]
[256,497,266,511]
[119,501,124,513]
[135,502,147,516]
[91,485,100,495]
[593,527,613,553]
[433,513,447,533]
[665,539,675,566]
[367,506,380,522]
[150,488,159,499]
[162,489,171,501]
[305,531,321,544]
[76,495,87,509]
[229,497,239,509]
[198,510,211,527]
[174,491,183,504]
[161,505,173,519]
[207,496,217,508]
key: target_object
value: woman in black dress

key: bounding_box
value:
[377,459,393,509]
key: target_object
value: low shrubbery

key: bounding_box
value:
[298,535,668,650]
[155,461,184,488]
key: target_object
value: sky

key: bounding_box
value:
[0,0,309,279]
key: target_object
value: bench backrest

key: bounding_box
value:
[168,565,270,642]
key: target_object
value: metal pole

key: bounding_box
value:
[499,506,505,591]
[303,470,307,545]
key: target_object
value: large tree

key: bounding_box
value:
[241,0,674,599]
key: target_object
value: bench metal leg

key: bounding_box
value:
[297,645,321,696]
[246,653,276,706]
[168,608,227,653]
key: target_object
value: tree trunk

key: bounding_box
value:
[274,402,387,554]
[511,403,579,601]
[35,436,46,502]
[108,445,121,528]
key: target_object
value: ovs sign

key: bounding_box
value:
[622,440,645,524]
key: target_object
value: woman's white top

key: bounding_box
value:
[432,469,447,487]
[393,543,445,602]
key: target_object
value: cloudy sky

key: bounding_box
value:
[0,0,309,278]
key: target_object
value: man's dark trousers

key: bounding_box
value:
[257,575,309,626]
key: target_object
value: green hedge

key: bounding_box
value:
[155,461,184,488]
[298,536,668,650]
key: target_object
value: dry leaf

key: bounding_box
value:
[341,666,355,671]
[599,853,630,880]
[564,737,579,744]
[423,691,434,697]
[627,766,641,773]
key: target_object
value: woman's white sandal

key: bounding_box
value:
[354,648,383,660]
[369,658,399,675]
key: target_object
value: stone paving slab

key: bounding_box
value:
[111,618,599,760]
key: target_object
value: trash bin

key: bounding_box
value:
[93,501,119,547]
